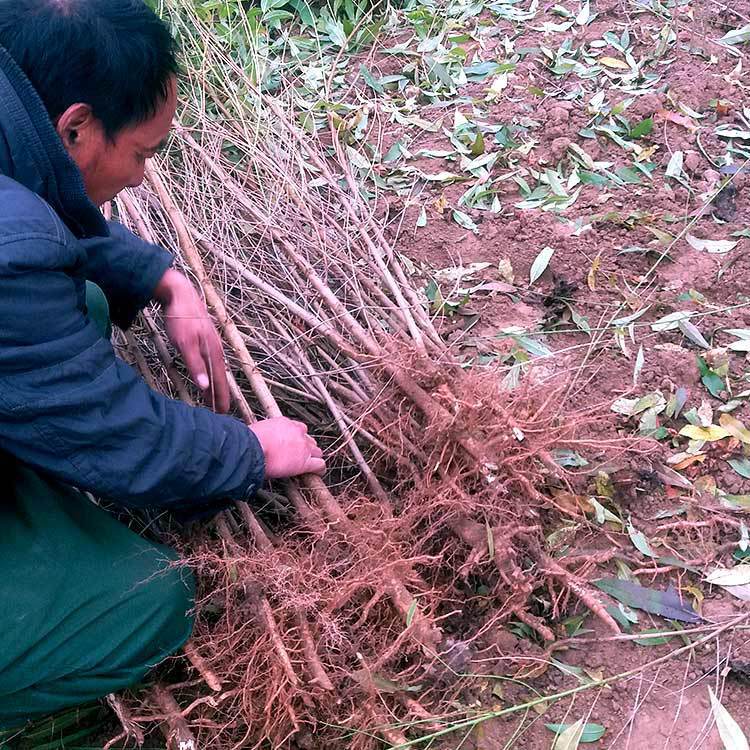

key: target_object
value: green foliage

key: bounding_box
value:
[167,0,390,30]
[0,705,114,750]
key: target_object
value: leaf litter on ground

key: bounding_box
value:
[594,578,701,623]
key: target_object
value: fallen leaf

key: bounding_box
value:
[434,194,449,213]
[678,318,710,349]
[726,329,750,352]
[628,521,658,558]
[720,23,750,45]
[575,1,591,26]
[552,718,586,750]
[666,150,684,180]
[706,566,750,587]
[679,425,731,442]
[729,458,750,479]
[656,465,693,489]
[714,583,750,602]
[546,722,605,744]
[651,311,694,332]
[630,117,654,139]
[586,252,601,291]
[633,345,644,384]
[600,56,630,70]
[552,449,589,468]
[670,453,707,471]
[594,578,701,622]
[452,210,479,234]
[498,258,515,283]
[656,109,699,133]
[719,414,750,444]
[530,246,556,284]
[586,497,622,526]
[709,687,749,750]
[686,235,738,254]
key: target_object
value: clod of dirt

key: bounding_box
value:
[712,182,738,222]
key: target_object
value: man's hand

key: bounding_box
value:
[250,417,326,479]
[154,269,230,413]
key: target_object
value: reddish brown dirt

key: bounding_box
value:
[363,0,750,746]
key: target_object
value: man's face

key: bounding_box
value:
[57,77,178,206]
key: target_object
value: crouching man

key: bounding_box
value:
[0,0,323,728]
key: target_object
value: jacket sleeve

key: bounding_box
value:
[77,221,173,330]
[0,234,265,510]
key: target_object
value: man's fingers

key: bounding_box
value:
[181,342,211,395]
[304,457,326,476]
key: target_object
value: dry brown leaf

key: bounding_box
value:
[587,253,601,291]
[656,109,699,133]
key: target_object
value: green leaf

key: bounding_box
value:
[406,599,418,627]
[634,628,675,647]
[359,64,384,94]
[546,722,605,743]
[607,603,634,630]
[729,458,750,479]
[530,246,556,284]
[579,170,609,185]
[720,23,750,45]
[383,140,405,163]
[551,449,589,468]
[594,578,700,622]
[452,210,479,234]
[416,206,427,228]
[630,117,654,138]
[588,498,623,526]
[571,308,591,335]
[666,150,684,179]
[552,718,586,750]
[628,521,658,557]
[615,166,643,184]
[709,687,749,750]
[698,356,725,399]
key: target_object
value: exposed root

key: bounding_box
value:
[184,642,222,692]
[543,557,621,635]
[105,693,145,750]
[113,22,649,746]
[151,685,198,750]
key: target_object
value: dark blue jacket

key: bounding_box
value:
[0,45,265,509]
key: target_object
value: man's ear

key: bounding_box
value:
[55,103,98,151]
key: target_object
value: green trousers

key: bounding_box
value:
[0,284,195,730]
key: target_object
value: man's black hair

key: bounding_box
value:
[0,0,178,138]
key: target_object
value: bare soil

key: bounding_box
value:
[363,0,750,746]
